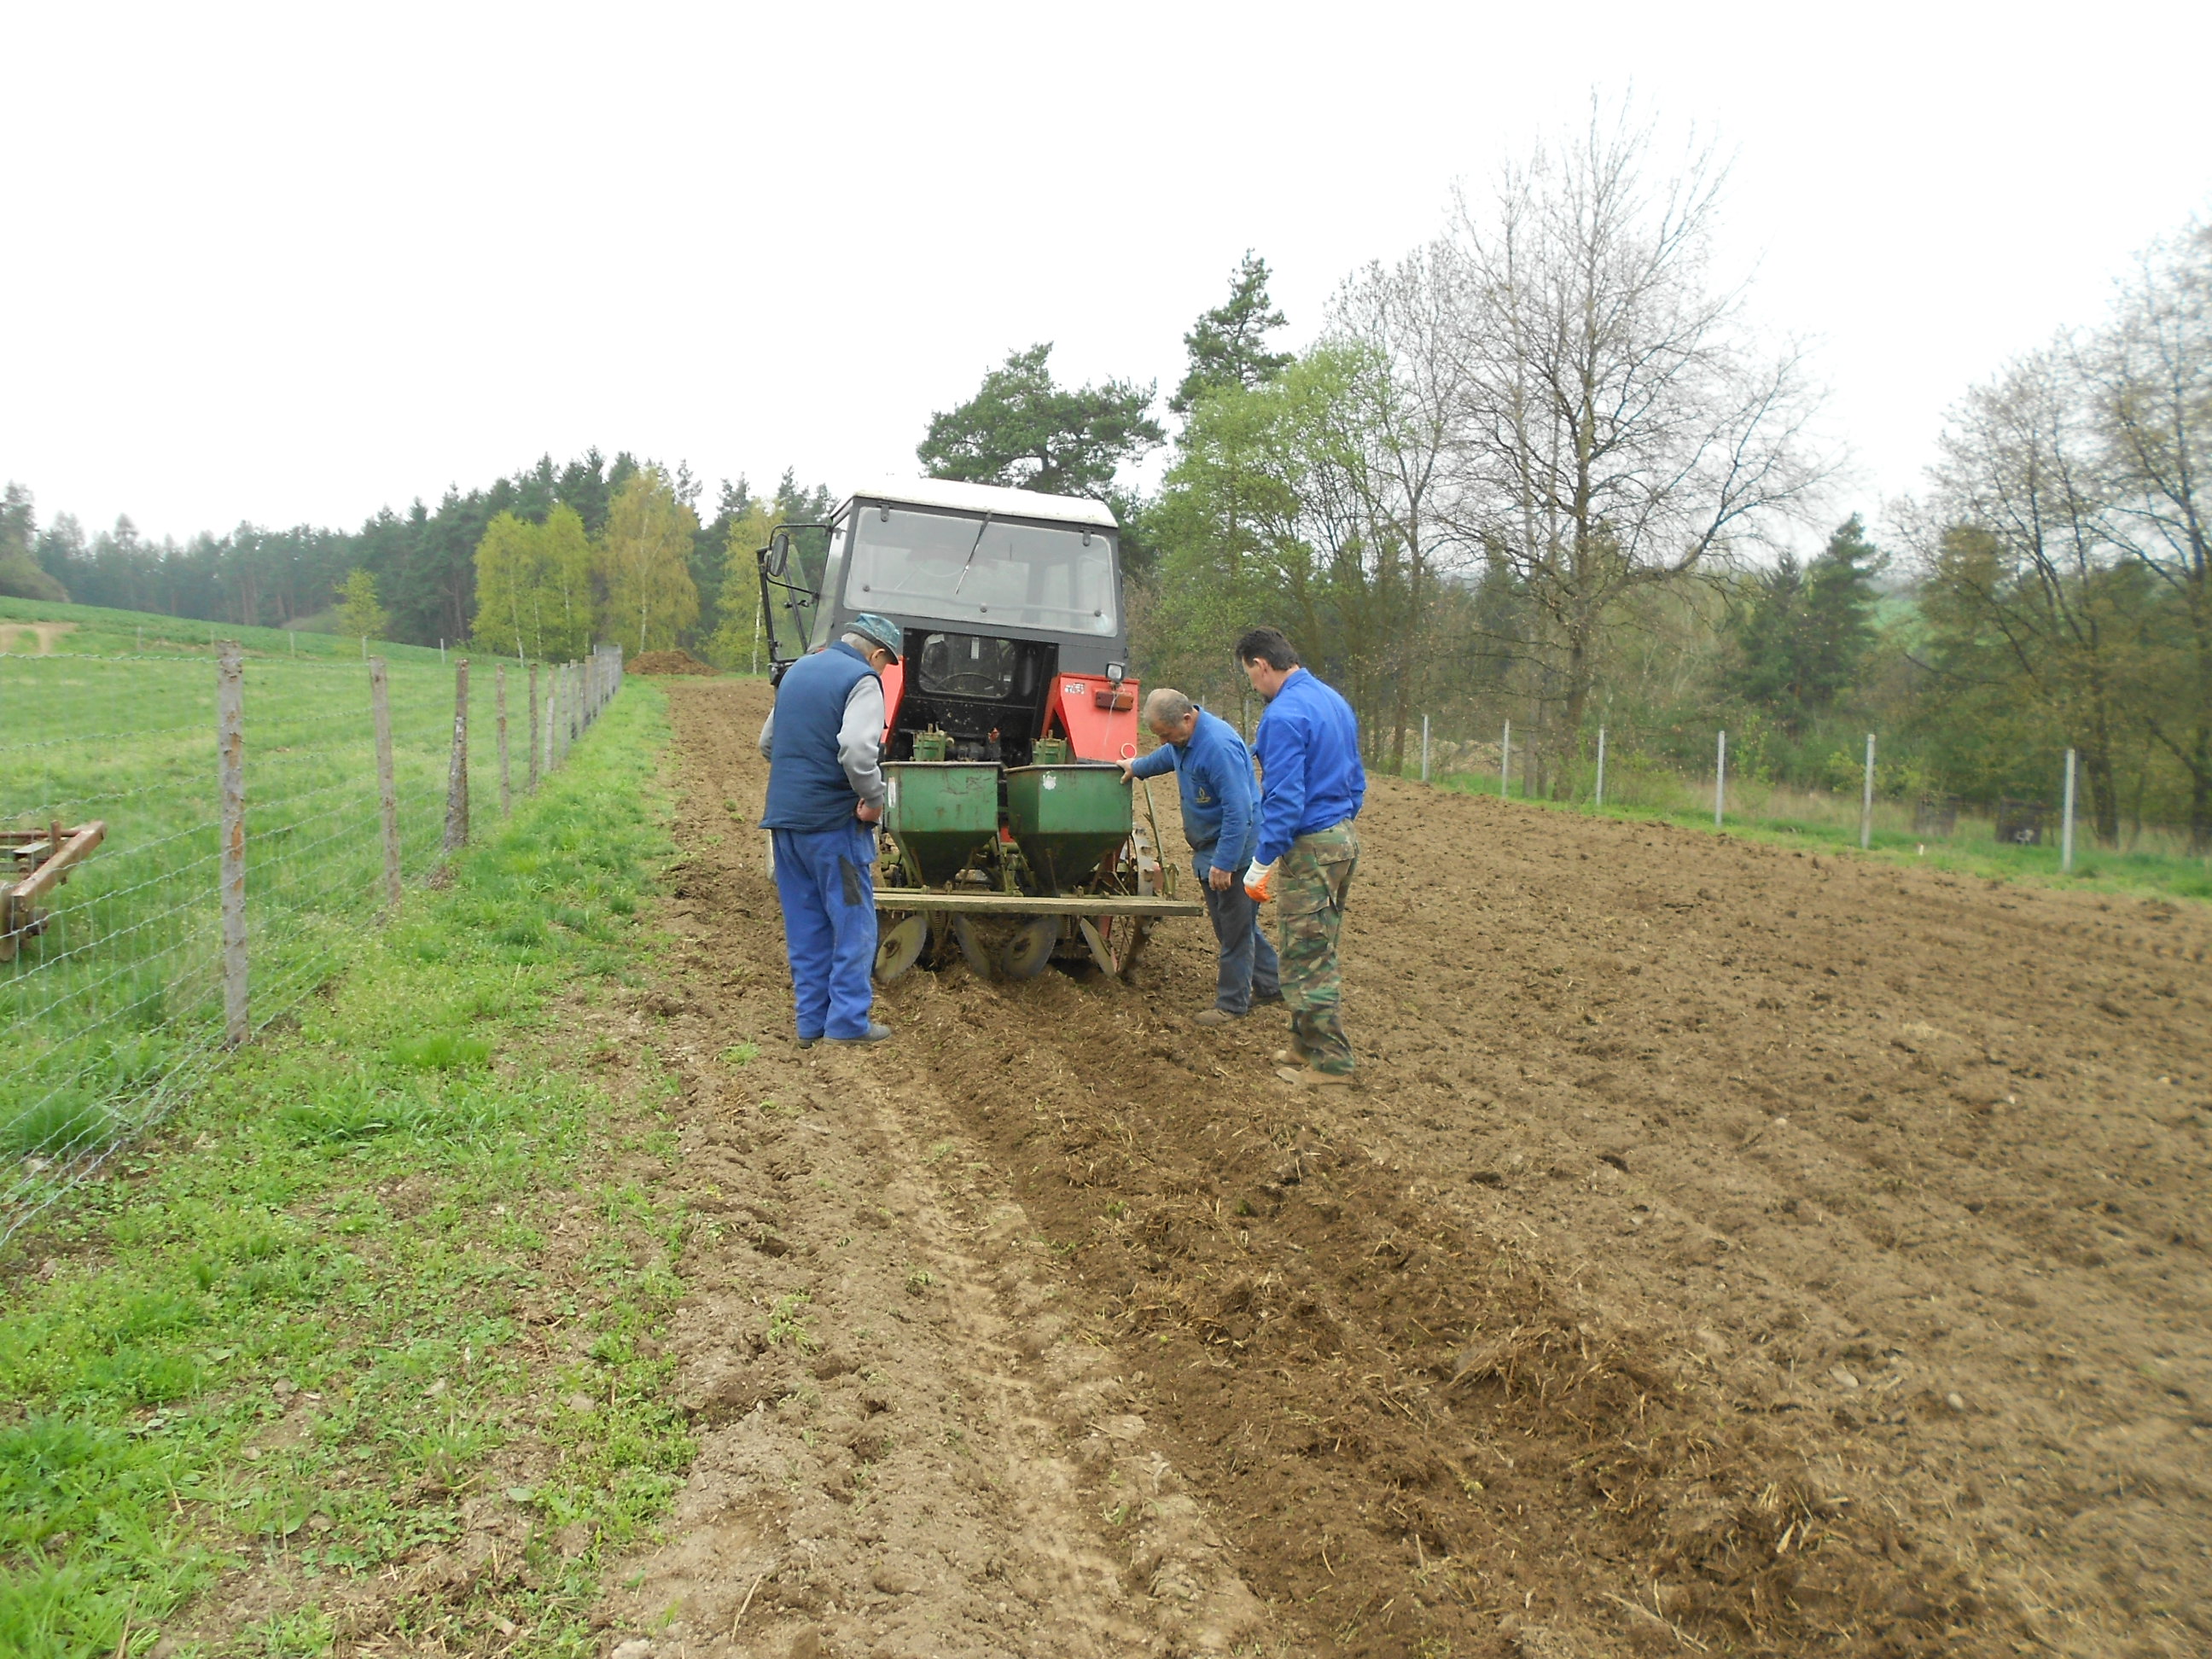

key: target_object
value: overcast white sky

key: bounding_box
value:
[5,2,2208,551]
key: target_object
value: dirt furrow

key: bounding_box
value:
[632,678,2212,1659]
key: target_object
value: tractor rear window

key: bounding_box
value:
[845,508,1117,636]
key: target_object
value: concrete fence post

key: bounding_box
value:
[370,658,400,917]
[1594,725,1607,811]
[496,664,511,817]
[1501,720,1512,798]
[1860,733,1877,851]
[2062,748,2078,873]
[218,644,248,1047]
[1714,730,1727,828]
[445,658,470,854]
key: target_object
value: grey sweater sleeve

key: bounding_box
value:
[758,707,775,760]
[838,677,888,807]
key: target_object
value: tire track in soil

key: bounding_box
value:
[634,678,2212,1659]
[593,683,1273,1659]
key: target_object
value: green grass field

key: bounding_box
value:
[0,680,686,1659]
[2,598,604,1235]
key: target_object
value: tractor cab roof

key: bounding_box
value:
[841,478,1119,531]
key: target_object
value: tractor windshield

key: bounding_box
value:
[845,506,1117,637]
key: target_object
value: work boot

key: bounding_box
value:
[825,1021,892,1045]
[1192,1008,1241,1028]
[1253,989,1284,1007]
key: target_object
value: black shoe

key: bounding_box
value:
[824,1021,892,1045]
[1253,990,1285,1006]
[796,1036,820,1050]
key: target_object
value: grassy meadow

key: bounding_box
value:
[2,600,588,1230]
[0,678,689,1659]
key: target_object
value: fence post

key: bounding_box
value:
[445,658,470,854]
[1421,714,1430,783]
[527,662,541,794]
[1860,733,1876,850]
[1714,730,1727,828]
[370,658,400,917]
[1595,725,1607,811]
[2062,748,2078,872]
[496,664,511,817]
[1500,720,1511,798]
[218,644,248,1047]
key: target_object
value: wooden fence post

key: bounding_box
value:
[527,662,541,794]
[496,664,511,817]
[218,644,248,1046]
[445,658,470,854]
[370,657,400,917]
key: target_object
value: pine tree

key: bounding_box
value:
[1724,515,1882,733]
[917,345,1162,499]
[1168,251,1292,416]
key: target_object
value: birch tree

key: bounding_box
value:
[598,467,700,656]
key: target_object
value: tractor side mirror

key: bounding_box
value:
[763,532,792,578]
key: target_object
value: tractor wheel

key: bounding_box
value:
[1000,915,1059,980]
[873,914,928,984]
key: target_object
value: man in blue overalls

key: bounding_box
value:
[757,614,904,1046]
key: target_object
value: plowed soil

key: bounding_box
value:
[606,678,2212,1659]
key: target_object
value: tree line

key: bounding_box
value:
[912,106,2209,849]
[0,452,832,661]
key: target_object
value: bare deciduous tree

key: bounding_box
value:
[1439,102,1829,776]
[1920,346,2147,844]
[1326,244,1464,771]
[2086,221,2212,847]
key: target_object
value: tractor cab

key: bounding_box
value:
[757,478,1140,766]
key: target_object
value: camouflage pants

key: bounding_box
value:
[1275,822,1359,1074]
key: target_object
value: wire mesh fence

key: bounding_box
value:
[1386,712,2211,888]
[0,639,624,1245]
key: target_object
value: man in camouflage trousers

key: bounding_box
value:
[1236,626,1365,1083]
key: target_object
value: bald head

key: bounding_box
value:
[1141,685,1194,730]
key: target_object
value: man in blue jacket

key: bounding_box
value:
[757,613,905,1046]
[1120,687,1281,1025]
[1237,626,1365,1083]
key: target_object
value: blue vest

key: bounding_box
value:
[762,642,879,833]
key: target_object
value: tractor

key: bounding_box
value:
[756,478,1202,983]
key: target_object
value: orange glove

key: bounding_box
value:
[1243,858,1278,902]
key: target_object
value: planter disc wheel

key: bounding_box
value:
[1000,915,1060,980]
[873,914,928,985]
[950,914,995,979]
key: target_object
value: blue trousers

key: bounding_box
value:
[1195,850,1281,1015]
[771,823,879,1040]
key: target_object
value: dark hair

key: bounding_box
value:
[1235,626,1301,671]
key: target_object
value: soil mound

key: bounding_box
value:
[626,649,718,677]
